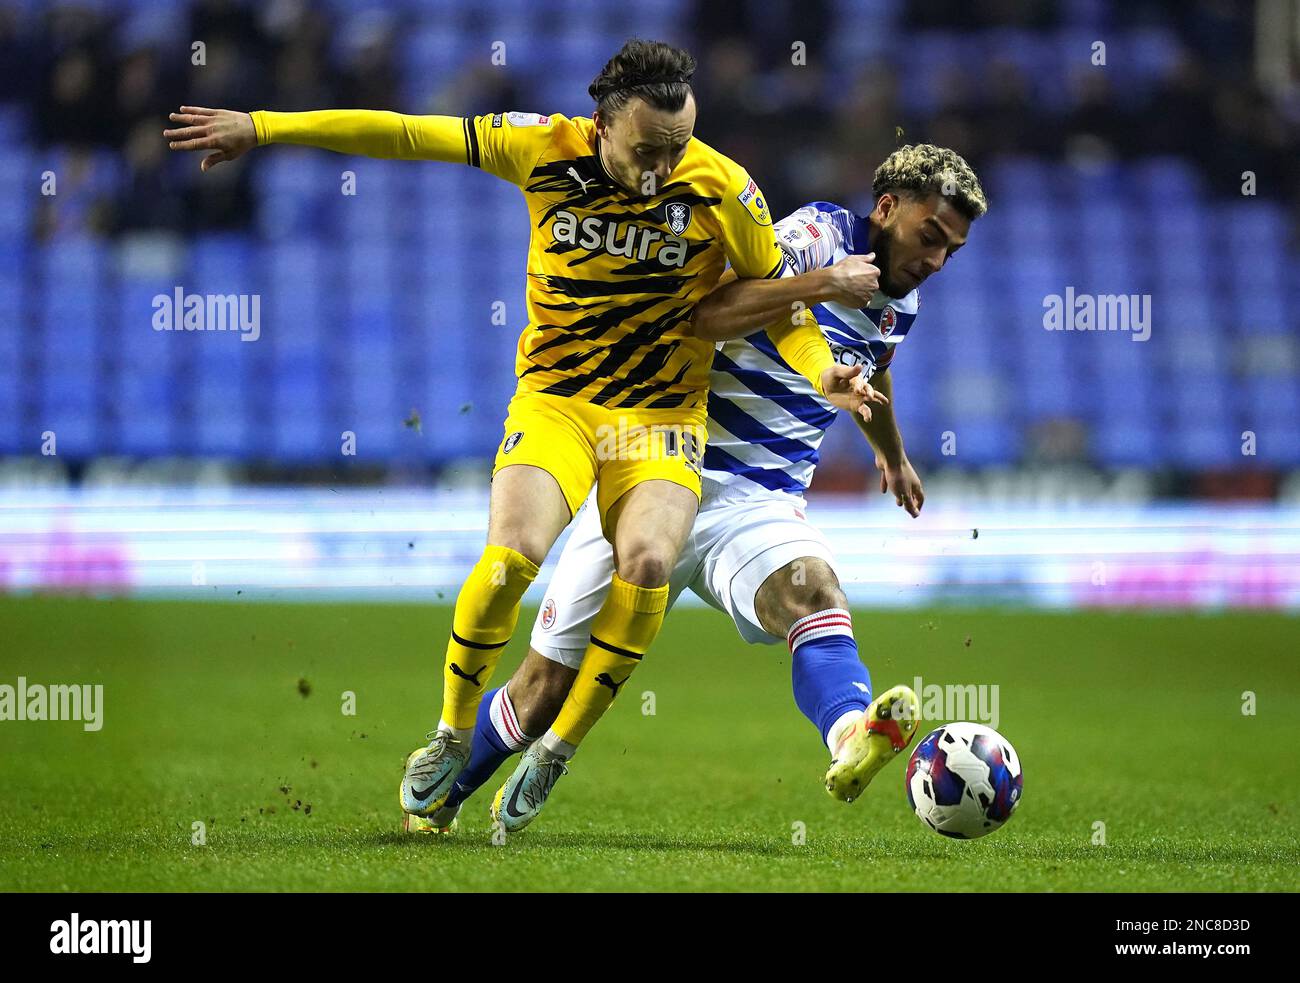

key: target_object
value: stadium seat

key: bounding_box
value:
[1093,420,1160,466]
[1133,158,1205,204]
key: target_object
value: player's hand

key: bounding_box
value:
[821,253,880,308]
[821,364,888,423]
[164,107,257,172]
[875,452,924,517]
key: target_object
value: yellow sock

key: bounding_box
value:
[550,574,668,746]
[441,544,540,730]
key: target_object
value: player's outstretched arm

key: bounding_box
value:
[690,254,880,343]
[767,311,888,421]
[851,368,924,516]
[165,106,473,172]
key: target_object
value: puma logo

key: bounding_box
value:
[567,165,594,195]
[594,672,626,697]
[449,662,486,687]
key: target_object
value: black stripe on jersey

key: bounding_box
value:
[589,340,680,405]
[532,298,606,312]
[538,192,726,229]
[526,297,665,360]
[538,274,691,298]
[613,359,693,409]
[527,156,624,212]
[535,374,593,398]
[646,390,690,409]
[563,304,690,402]
[536,326,674,397]
[464,117,481,168]
[534,325,693,401]
[536,345,649,398]
[519,346,602,380]
[528,156,724,224]
[577,299,692,380]
[763,256,785,279]
[524,299,690,393]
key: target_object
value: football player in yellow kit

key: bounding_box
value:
[165,39,884,828]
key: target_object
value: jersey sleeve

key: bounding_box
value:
[251,109,469,162]
[467,112,562,186]
[716,168,787,281]
[772,205,843,274]
[250,109,559,187]
[766,309,834,395]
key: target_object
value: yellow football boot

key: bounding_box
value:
[824,684,921,803]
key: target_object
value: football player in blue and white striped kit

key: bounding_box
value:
[411,144,987,834]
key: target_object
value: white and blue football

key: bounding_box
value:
[906,722,1023,839]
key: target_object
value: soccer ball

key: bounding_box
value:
[905,722,1022,839]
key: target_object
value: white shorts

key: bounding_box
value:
[531,477,837,668]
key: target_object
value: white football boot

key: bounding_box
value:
[399,730,472,815]
[490,743,569,833]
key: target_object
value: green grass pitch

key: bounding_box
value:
[1,595,1297,891]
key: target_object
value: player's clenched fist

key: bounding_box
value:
[820,253,880,308]
[164,107,258,171]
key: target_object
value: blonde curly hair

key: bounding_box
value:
[872,144,987,220]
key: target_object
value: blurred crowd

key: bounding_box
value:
[5,0,1298,242]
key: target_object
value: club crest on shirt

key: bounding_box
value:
[503,431,523,453]
[879,306,897,337]
[540,598,557,630]
[666,202,692,236]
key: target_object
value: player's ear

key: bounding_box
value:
[875,193,895,223]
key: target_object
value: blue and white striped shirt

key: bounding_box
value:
[701,201,920,496]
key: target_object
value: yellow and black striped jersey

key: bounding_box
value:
[250,107,815,409]
[466,111,786,410]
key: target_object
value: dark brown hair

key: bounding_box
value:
[589,39,696,116]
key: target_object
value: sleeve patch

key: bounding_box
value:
[737,177,772,227]
[505,112,551,128]
[779,223,813,248]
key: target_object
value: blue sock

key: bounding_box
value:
[788,609,871,743]
[443,686,531,809]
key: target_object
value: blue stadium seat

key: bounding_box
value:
[1133,158,1204,203]
[0,149,33,238]
[1093,421,1160,466]
[37,410,96,458]
[190,234,258,288]
[0,106,30,144]
[1242,377,1300,423]
[1170,421,1239,469]
[985,156,1054,206]
[1251,425,1300,466]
